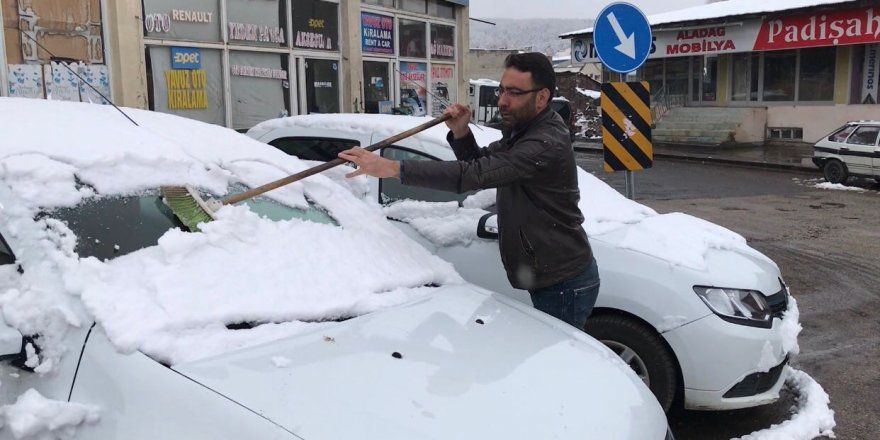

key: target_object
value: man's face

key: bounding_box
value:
[498,68,547,129]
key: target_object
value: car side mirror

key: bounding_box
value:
[477,213,499,239]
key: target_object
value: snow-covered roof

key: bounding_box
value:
[577,87,601,99]
[560,0,858,37]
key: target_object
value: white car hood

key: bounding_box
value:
[173,286,666,440]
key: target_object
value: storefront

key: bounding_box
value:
[2,0,468,129]
[141,0,340,130]
[1,0,111,104]
[360,0,458,116]
[565,0,880,143]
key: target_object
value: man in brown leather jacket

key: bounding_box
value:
[339,52,599,330]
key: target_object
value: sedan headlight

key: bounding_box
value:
[693,286,772,328]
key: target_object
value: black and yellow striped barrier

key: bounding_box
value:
[600,81,653,172]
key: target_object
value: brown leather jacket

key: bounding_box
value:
[400,107,592,290]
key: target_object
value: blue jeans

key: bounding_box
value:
[528,259,600,330]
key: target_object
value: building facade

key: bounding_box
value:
[564,0,880,144]
[1,0,469,130]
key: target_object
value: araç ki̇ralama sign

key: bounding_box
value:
[572,4,880,62]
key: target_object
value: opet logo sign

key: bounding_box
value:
[171,47,202,69]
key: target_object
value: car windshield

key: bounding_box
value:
[42,191,337,261]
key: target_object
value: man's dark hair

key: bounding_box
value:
[504,52,556,96]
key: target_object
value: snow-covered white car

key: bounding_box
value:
[247,114,803,413]
[0,98,671,440]
[811,120,880,184]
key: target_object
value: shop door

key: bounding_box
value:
[691,55,718,104]
[303,58,340,114]
[363,60,392,114]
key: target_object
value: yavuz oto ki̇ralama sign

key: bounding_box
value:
[572,4,880,62]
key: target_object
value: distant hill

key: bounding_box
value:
[469,18,593,55]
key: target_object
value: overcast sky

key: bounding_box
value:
[468,0,711,20]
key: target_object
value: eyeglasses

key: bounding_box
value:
[495,87,542,98]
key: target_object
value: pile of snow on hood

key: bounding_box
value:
[0,98,461,368]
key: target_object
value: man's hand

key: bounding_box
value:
[338,147,400,179]
[444,103,472,140]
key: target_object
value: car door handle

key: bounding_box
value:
[839,147,850,151]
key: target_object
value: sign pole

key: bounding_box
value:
[618,72,635,200]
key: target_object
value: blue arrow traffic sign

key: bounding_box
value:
[593,2,652,74]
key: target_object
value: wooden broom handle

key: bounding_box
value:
[222,113,453,206]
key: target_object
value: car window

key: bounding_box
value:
[269,137,360,162]
[845,126,880,146]
[380,146,475,204]
[0,233,16,266]
[42,193,337,261]
[828,125,856,142]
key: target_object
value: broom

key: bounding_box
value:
[162,113,452,231]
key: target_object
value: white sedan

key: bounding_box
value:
[0,98,669,439]
[248,113,803,412]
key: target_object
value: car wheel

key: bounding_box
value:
[585,314,678,412]
[822,159,849,184]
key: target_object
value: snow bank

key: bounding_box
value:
[0,389,100,440]
[576,87,601,99]
[812,182,867,192]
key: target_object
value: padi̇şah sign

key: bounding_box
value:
[362,12,394,54]
[574,4,880,62]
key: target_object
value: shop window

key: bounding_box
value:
[665,58,689,98]
[143,0,221,43]
[763,50,796,101]
[399,62,428,116]
[430,24,455,60]
[691,55,717,102]
[3,0,109,102]
[731,53,759,101]
[768,127,803,141]
[362,0,395,7]
[229,51,290,130]
[798,46,835,101]
[269,137,360,162]
[292,0,339,51]
[427,0,455,19]
[226,0,286,48]
[364,61,391,114]
[642,59,664,95]
[399,19,426,58]
[855,44,879,104]
[430,64,455,116]
[398,0,427,14]
[147,46,225,126]
[305,58,340,114]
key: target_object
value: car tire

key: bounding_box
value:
[585,314,678,412]
[822,159,849,184]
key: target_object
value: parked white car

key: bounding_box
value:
[0,98,670,440]
[248,113,803,412]
[812,120,880,184]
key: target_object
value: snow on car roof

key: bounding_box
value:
[249,113,504,152]
[0,98,460,367]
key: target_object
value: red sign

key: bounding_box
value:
[755,5,880,50]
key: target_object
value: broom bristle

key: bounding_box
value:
[160,186,216,232]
